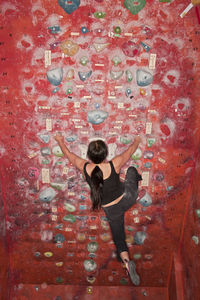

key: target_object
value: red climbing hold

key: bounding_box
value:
[160,124,170,136]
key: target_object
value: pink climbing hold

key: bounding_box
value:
[122,41,141,57]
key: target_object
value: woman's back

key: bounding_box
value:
[84,160,125,207]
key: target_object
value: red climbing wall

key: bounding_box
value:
[0,0,200,299]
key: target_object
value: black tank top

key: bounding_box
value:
[83,161,125,205]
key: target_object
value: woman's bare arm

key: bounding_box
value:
[54,133,87,171]
[112,136,142,173]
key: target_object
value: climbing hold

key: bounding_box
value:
[39,187,57,202]
[50,182,66,191]
[56,277,64,283]
[52,87,59,94]
[46,68,63,86]
[94,12,106,18]
[192,236,199,245]
[41,147,51,156]
[93,43,109,52]
[144,150,154,159]
[78,70,92,81]
[140,41,151,52]
[87,110,108,125]
[126,88,132,97]
[123,0,146,15]
[87,242,98,253]
[41,230,53,242]
[120,135,132,144]
[142,25,153,38]
[28,167,40,179]
[77,233,86,241]
[58,0,80,15]
[63,214,76,223]
[131,148,142,160]
[154,171,164,182]
[144,162,152,169]
[64,202,76,212]
[110,70,124,80]
[50,41,60,50]
[136,69,153,86]
[112,56,122,66]
[44,252,53,257]
[66,69,74,81]
[95,103,100,109]
[87,287,93,294]
[139,191,152,207]
[100,233,111,241]
[39,134,49,144]
[114,26,121,34]
[52,146,64,157]
[54,234,65,243]
[196,209,200,218]
[83,260,97,272]
[140,88,146,96]
[147,138,155,147]
[81,26,89,34]
[48,26,61,34]
[122,41,141,57]
[87,276,96,284]
[134,231,147,245]
[126,70,133,82]
[60,40,79,56]
[120,278,129,285]
[160,124,171,136]
[66,135,77,142]
[133,253,142,259]
[66,87,72,94]
[80,56,89,66]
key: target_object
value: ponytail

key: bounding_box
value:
[90,166,103,210]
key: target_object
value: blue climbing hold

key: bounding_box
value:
[81,26,89,34]
[39,187,57,202]
[139,192,152,207]
[136,69,153,87]
[48,26,61,34]
[47,68,63,86]
[134,231,147,245]
[140,41,151,52]
[87,110,108,125]
[58,0,80,15]
[126,88,132,97]
[54,234,65,243]
[78,70,92,81]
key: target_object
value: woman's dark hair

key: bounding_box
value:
[87,140,108,210]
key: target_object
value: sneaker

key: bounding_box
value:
[125,260,140,286]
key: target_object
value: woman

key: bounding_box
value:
[54,133,142,285]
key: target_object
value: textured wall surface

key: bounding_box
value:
[0,0,200,299]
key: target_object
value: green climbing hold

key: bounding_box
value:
[124,0,146,15]
[114,26,121,34]
[131,148,142,160]
[63,214,76,223]
[147,138,156,147]
[133,253,142,260]
[94,12,106,18]
[126,70,133,82]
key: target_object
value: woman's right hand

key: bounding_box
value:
[54,133,64,143]
[135,135,142,143]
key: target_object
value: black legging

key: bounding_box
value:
[102,167,141,261]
